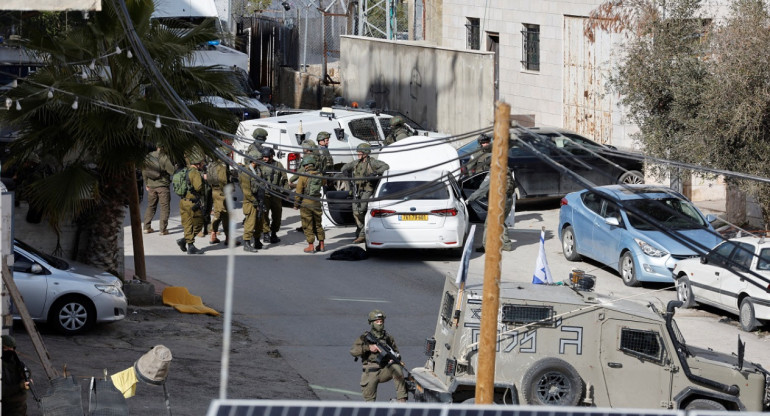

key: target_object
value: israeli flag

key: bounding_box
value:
[456,225,476,285]
[532,228,554,284]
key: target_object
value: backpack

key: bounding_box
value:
[206,161,222,188]
[307,175,323,197]
[172,167,190,197]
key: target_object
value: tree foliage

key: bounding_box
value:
[590,0,770,226]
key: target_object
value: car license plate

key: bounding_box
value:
[399,214,428,221]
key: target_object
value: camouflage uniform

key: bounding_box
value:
[315,131,335,174]
[141,148,175,234]
[257,151,288,243]
[341,144,389,242]
[207,157,231,244]
[239,152,265,252]
[383,115,411,146]
[294,157,325,252]
[349,310,408,402]
[176,157,206,254]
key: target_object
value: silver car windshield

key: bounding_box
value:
[15,239,69,270]
[378,181,449,200]
[625,198,707,230]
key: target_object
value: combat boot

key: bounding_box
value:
[176,238,187,252]
[252,237,263,250]
[210,231,221,244]
[303,243,315,253]
[270,232,281,244]
[262,232,270,244]
[316,241,325,252]
[187,243,203,255]
[243,241,258,253]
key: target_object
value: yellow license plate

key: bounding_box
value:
[399,214,428,221]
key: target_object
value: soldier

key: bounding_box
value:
[141,144,175,235]
[207,150,236,245]
[316,131,334,174]
[256,147,288,244]
[294,156,325,253]
[462,133,492,176]
[349,310,408,402]
[289,140,319,186]
[199,162,213,238]
[340,143,389,243]
[246,128,268,156]
[176,152,206,255]
[2,335,30,415]
[239,149,265,253]
[383,115,411,146]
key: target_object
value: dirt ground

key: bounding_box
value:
[12,302,318,416]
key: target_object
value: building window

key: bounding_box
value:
[521,24,540,71]
[466,18,480,50]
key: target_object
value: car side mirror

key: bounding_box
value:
[334,128,345,141]
[705,214,717,223]
[700,256,708,264]
[31,263,43,274]
[605,216,620,227]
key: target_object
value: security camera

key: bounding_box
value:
[282,1,291,10]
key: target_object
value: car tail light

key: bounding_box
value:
[560,197,568,206]
[430,208,458,216]
[370,209,396,217]
[287,152,301,172]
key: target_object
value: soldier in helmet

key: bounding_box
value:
[293,155,325,253]
[350,310,408,402]
[239,149,265,252]
[2,335,30,415]
[340,143,389,243]
[256,146,288,245]
[289,139,320,233]
[383,115,411,146]
[207,147,237,246]
[176,151,207,254]
[247,128,268,157]
[315,131,334,174]
[462,133,492,176]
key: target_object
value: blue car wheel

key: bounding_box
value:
[620,252,640,287]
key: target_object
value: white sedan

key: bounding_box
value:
[673,236,770,331]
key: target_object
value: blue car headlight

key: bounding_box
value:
[95,284,123,297]
[634,238,668,258]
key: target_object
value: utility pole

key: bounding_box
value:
[475,101,511,404]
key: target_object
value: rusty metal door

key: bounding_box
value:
[563,16,614,145]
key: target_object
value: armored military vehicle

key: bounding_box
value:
[411,274,770,410]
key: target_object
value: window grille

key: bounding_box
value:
[347,118,379,143]
[441,292,455,324]
[521,24,540,71]
[466,18,480,50]
[620,328,664,362]
[501,304,554,326]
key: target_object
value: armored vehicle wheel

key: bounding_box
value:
[676,276,696,308]
[618,170,644,185]
[739,298,759,332]
[685,399,726,410]
[521,358,583,406]
[619,252,640,287]
[561,226,581,261]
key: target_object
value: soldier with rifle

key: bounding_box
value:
[350,310,409,402]
[340,143,389,244]
[239,149,266,252]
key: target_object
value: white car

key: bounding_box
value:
[12,239,128,335]
[673,236,770,331]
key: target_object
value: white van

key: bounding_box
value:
[233,107,448,171]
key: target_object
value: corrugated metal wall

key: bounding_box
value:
[563,16,614,145]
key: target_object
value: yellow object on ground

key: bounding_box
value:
[162,287,220,316]
[111,366,138,398]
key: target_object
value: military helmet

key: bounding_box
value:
[390,115,405,128]
[1,335,16,348]
[301,155,317,167]
[356,143,372,154]
[260,147,275,158]
[368,310,386,322]
[477,133,492,145]
[316,131,331,141]
[302,140,318,151]
[186,150,206,165]
[252,128,268,141]
[246,148,261,161]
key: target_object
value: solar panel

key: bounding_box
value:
[205,400,686,416]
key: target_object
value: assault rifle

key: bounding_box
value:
[363,332,416,392]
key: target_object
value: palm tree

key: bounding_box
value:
[1,0,240,274]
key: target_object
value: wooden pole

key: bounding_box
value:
[128,164,147,281]
[475,101,511,404]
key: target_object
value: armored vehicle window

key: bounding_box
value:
[441,292,455,324]
[620,328,664,362]
[501,304,554,326]
[348,118,380,143]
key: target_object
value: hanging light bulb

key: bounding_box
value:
[5,97,11,110]
[15,100,21,110]
[127,50,133,59]
[155,115,162,128]
[116,46,122,54]
[137,116,143,129]
[72,98,79,110]
[47,88,54,99]
[11,79,17,88]
[89,60,96,70]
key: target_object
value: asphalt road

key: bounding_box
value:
[127,189,770,405]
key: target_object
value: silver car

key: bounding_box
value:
[12,239,127,334]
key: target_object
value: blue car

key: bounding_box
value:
[558,185,722,286]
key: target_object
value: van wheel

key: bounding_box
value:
[685,399,726,410]
[619,252,640,287]
[676,276,696,308]
[561,226,581,261]
[739,298,759,332]
[618,170,644,185]
[521,358,583,406]
[48,295,96,335]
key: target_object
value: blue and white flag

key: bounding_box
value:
[456,225,476,285]
[532,228,554,284]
